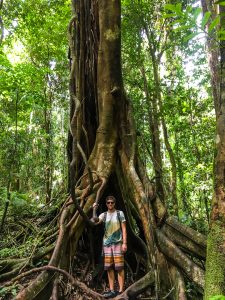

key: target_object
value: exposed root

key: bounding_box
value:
[166,216,206,247]
[75,171,98,189]
[156,229,204,290]
[169,265,187,300]
[0,263,26,281]
[119,148,157,269]
[116,270,154,300]
[39,230,58,247]
[12,202,72,299]
[77,142,94,193]
[51,278,60,300]
[0,243,55,282]
[3,265,104,300]
[92,176,106,220]
[0,258,26,269]
[162,221,206,259]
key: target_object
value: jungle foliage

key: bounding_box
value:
[0,0,224,299]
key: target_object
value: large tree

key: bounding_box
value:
[201,0,225,297]
[2,1,208,299]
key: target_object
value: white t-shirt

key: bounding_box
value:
[99,210,126,246]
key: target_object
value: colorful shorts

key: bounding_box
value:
[103,243,124,271]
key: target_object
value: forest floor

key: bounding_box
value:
[0,203,150,300]
[0,200,202,300]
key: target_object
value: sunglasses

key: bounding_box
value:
[107,201,115,204]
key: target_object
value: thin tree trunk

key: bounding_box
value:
[0,0,4,45]
[0,181,10,233]
[201,0,220,118]
[12,89,20,191]
[43,77,53,203]
[143,30,178,215]
[175,132,192,216]
[141,65,165,204]
[44,106,52,203]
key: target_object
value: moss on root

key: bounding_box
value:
[205,221,225,300]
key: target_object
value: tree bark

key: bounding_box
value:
[201,0,220,118]
[201,1,225,298]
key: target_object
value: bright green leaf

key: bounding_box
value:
[164,4,177,12]
[217,29,225,35]
[163,13,177,18]
[183,32,199,42]
[209,295,225,300]
[170,19,183,25]
[193,7,202,20]
[174,25,192,31]
[215,0,225,5]
[201,11,211,27]
[176,3,182,13]
[164,3,182,15]
[208,16,220,32]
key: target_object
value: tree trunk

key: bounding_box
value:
[44,105,52,203]
[142,24,178,215]
[204,3,225,298]
[141,65,165,206]
[200,0,220,118]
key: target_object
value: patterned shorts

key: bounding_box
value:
[103,243,124,271]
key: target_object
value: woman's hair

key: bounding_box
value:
[105,195,116,203]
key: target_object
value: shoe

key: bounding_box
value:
[102,290,117,298]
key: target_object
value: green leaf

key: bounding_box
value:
[215,0,225,5]
[164,3,182,15]
[217,29,225,35]
[163,13,177,18]
[183,32,199,42]
[176,3,182,14]
[173,25,192,31]
[170,19,183,25]
[208,16,220,32]
[209,295,225,300]
[201,11,211,27]
[193,7,202,20]
[164,4,177,12]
